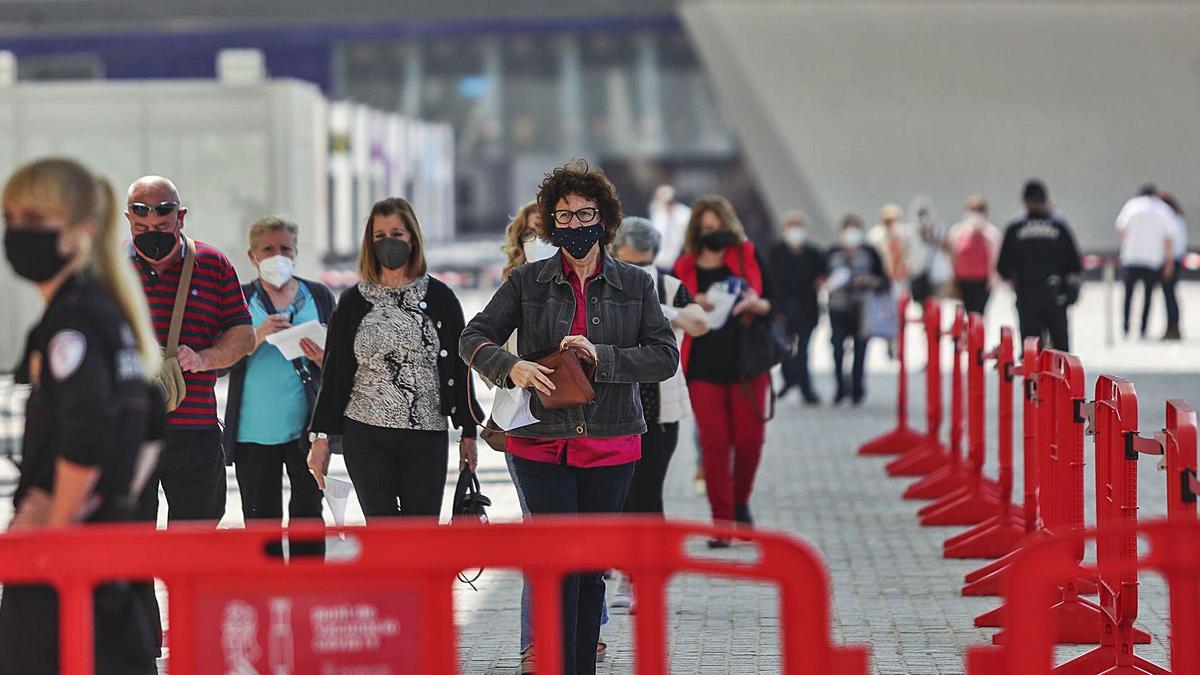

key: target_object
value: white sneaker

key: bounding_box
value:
[610,590,632,609]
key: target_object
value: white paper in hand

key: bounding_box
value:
[705,284,738,331]
[826,267,852,292]
[323,475,353,526]
[265,320,326,360]
[491,386,539,431]
[660,304,680,321]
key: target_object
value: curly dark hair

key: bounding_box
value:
[535,159,623,247]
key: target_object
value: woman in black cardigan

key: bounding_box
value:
[307,197,480,520]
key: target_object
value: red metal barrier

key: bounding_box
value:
[943,327,1026,558]
[961,338,1042,591]
[885,299,950,475]
[859,294,927,456]
[919,313,1002,526]
[965,519,1195,675]
[0,519,870,675]
[903,305,974,498]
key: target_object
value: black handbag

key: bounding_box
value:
[733,246,790,380]
[450,468,491,589]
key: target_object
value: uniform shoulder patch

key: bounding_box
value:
[48,329,88,381]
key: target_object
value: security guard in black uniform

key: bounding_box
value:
[996,179,1082,351]
[0,158,162,675]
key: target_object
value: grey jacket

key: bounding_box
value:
[459,251,679,439]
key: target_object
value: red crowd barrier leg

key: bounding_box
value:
[945,328,1026,558]
[859,295,927,455]
[919,314,1001,526]
[886,300,950,476]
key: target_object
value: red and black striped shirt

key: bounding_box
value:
[133,240,251,428]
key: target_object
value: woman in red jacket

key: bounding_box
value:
[673,195,776,547]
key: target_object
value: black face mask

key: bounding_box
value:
[374,238,412,270]
[5,229,70,282]
[700,229,739,252]
[133,230,179,261]
[550,223,604,260]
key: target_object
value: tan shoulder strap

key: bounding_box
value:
[165,236,196,358]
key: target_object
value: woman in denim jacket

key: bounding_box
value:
[460,160,678,675]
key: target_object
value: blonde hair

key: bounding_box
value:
[248,216,299,250]
[357,197,428,284]
[501,201,540,281]
[3,158,161,376]
[683,194,746,254]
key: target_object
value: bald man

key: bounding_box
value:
[127,175,254,525]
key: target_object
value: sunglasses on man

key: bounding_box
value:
[128,201,180,217]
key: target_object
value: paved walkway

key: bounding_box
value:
[1,281,1199,673]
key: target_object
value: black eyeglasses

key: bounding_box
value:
[551,207,600,226]
[128,202,180,217]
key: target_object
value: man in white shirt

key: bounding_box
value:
[1115,184,1177,338]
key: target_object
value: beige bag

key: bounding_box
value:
[156,237,196,413]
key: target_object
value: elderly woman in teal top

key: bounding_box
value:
[223,217,336,529]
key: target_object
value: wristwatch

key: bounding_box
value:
[308,432,329,443]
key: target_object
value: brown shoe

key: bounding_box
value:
[520,647,535,674]
[596,641,608,662]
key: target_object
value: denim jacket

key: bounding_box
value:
[459,251,679,439]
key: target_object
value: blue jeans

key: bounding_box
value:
[505,452,535,653]
[511,456,634,675]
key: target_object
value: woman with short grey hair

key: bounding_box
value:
[612,217,708,518]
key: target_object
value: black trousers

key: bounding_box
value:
[235,438,325,557]
[1122,265,1160,336]
[342,419,448,521]
[512,456,635,675]
[780,324,817,399]
[136,427,227,525]
[957,279,991,316]
[1016,292,1070,352]
[829,309,869,401]
[235,439,323,522]
[1163,265,1181,332]
[623,421,680,515]
[0,582,158,675]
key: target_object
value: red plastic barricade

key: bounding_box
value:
[961,338,1042,590]
[903,305,970,498]
[0,519,870,675]
[919,313,1002,526]
[943,327,1027,558]
[1159,399,1198,525]
[885,299,950,475]
[965,519,1197,675]
[974,351,1099,634]
[858,295,927,456]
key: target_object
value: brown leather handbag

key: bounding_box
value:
[532,345,597,410]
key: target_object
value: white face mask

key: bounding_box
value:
[257,254,295,288]
[841,228,864,249]
[965,211,986,228]
[523,236,557,263]
[783,227,807,248]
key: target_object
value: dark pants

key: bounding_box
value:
[1123,265,1160,336]
[1016,292,1070,352]
[342,419,448,521]
[136,427,227,525]
[780,323,817,400]
[511,455,635,675]
[957,279,991,316]
[0,583,158,675]
[235,438,325,557]
[623,421,680,515]
[1163,265,1181,333]
[829,309,869,401]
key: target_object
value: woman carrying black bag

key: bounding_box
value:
[223,217,334,530]
[673,195,778,547]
